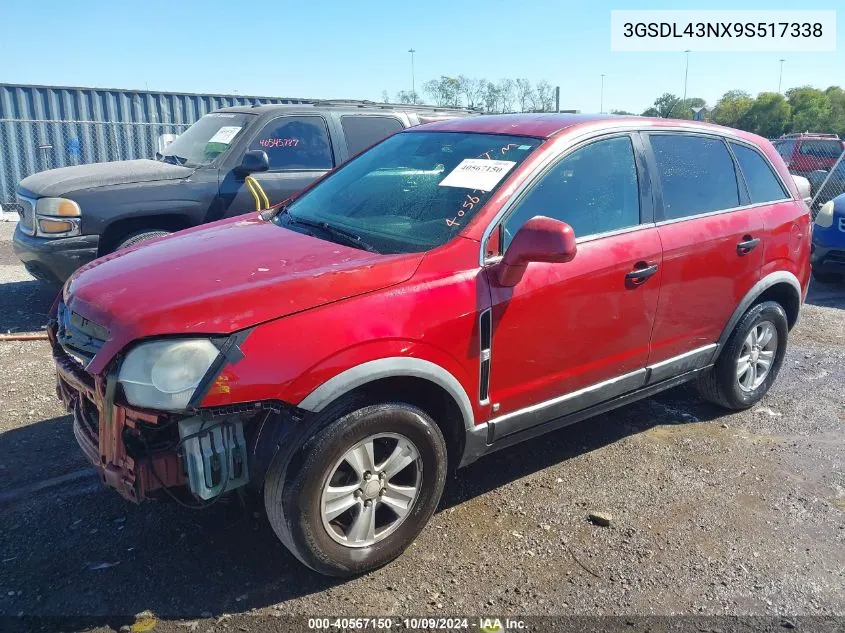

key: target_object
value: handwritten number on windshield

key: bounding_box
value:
[444,143,519,228]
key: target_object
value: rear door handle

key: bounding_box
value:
[737,236,761,255]
[626,262,659,285]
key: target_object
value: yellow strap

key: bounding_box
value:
[244,176,262,212]
[245,175,270,210]
[256,179,270,210]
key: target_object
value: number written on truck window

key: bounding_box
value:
[250,116,334,170]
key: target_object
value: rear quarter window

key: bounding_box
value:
[798,140,842,158]
[730,143,789,204]
[341,116,405,157]
[649,134,740,220]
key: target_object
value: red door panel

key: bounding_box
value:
[649,208,764,364]
[488,227,663,417]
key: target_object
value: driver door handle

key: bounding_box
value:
[625,262,659,285]
[737,236,761,255]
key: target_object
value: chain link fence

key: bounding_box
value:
[807,147,845,215]
[0,119,191,211]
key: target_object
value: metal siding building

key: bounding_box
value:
[0,83,311,205]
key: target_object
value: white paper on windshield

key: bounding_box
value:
[438,159,516,192]
[208,126,242,145]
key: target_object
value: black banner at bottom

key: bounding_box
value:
[2,615,843,633]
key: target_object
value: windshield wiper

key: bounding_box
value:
[261,202,287,222]
[279,209,379,254]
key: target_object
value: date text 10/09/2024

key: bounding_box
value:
[307,617,528,630]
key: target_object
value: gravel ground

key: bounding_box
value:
[0,221,843,632]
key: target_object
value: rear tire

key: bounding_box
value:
[264,402,447,577]
[696,301,788,411]
[115,230,171,250]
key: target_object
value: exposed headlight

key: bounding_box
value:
[35,197,81,237]
[815,201,834,228]
[118,339,220,411]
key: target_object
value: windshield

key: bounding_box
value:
[158,112,255,168]
[278,131,541,253]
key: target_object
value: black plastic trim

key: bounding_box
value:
[478,308,492,403]
[490,369,647,441]
[462,369,704,465]
[187,329,252,409]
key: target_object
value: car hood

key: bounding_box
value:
[65,216,424,373]
[19,159,193,197]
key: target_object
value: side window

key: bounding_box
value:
[730,143,788,203]
[772,140,796,161]
[341,116,405,157]
[649,135,739,220]
[503,136,640,247]
[249,116,333,170]
[798,140,841,158]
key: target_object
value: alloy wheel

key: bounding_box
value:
[320,433,422,548]
[736,320,778,392]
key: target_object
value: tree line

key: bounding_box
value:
[383,76,558,113]
[383,76,845,139]
[630,86,845,138]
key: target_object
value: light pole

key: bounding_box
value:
[600,74,606,114]
[778,58,786,93]
[408,48,416,103]
[682,50,691,113]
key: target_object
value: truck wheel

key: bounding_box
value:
[115,230,171,250]
[696,301,788,411]
[264,402,447,577]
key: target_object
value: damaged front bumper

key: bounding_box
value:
[53,327,186,502]
[50,324,305,503]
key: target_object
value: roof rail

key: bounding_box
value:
[308,99,481,113]
[779,132,840,139]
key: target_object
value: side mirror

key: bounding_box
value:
[498,216,577,287]
[236,150,270,176]
[791,174,812,206]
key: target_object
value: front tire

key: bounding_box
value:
[115,230,171,250]
[696,301,788,410]
[264,403,447,577]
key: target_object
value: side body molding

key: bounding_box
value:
[712,270,802,361]
[298,357,476,431]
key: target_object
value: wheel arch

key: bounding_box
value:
[713,271,802,361]
[99,213,192,254]
[298,357,476,472]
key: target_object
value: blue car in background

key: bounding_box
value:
[811,193,845,283]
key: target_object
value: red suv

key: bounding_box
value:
[772,133,845,176]
[51,114,810,576]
